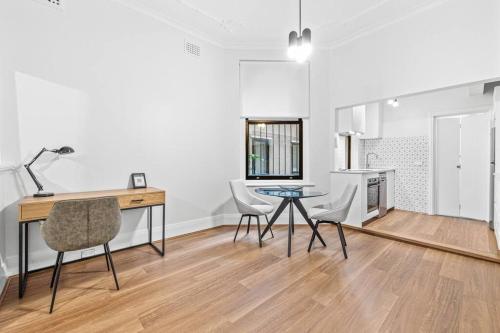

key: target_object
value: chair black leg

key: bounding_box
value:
[105,243,120,290]
[338,222,347,247]
[265,215,274,238]
[49,252,64,313]
[104,245,110,271]
[50,252,62,289]
[256,216,262,248]
[246,215,251,234]
[308,221,319,252]
[336,223,348,259]
[234,215,244,242]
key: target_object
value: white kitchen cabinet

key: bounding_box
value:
[336,105,366,135]
[360,102,383,139]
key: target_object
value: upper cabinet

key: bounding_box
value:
[360,102,383,139]
[336,105,366,135]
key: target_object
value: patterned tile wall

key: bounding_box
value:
[359,136,429,213]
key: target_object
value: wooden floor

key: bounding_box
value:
[365,210,500,262]
[1,225,500,332]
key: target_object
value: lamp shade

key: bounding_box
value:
[55,146,75,155]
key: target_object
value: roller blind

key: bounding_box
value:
[239,61,310,118]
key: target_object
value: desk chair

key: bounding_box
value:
[307,184,357,258]
[229,180,274,247]
[40,197,122,313]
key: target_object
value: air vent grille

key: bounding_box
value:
[33,0,64,10]
[184,40,201,57]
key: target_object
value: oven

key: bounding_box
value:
[367,177,379,213]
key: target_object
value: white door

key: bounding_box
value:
[436,117,461,217]
[435,112,491,220]
[460,113,490,220]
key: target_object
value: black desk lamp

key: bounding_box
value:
[24,146,75,197]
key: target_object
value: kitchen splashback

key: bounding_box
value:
[359,136,429,213]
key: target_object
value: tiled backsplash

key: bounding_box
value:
[359,136,429,213]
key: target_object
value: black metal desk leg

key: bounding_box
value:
[293,198,327,247]
[18,223,22,298]
[260,198,289,238]
[161,204,165,256]
[148,206,152,244]
[288,200,293,257]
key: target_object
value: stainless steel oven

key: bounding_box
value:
[367,177,379,213]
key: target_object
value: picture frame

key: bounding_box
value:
[131,173,147,189]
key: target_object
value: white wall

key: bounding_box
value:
[330,0,500,108]
[382,86,493,138]
[222,48,332,220]
[0,0,234,274]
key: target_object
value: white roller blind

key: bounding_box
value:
[240,61,310,118]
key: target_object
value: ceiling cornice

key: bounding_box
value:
[112,0,452,51]
[111,0,225,48]
[326,0,451,50]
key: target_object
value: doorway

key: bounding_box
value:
[434,111,491,221]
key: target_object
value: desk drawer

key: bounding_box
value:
[119,192,165,209]
[20,203,54,222]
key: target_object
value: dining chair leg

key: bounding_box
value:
[265,215,274,238]
[105,243,120,290]
[256,216,262,248]
[234,215,244,242]
[338,222,347,247]
[104,245,110,271]
[49,252,64,313]
[246,215,251,234]
[50,252,62,288]
[308,221,319,252]
[336,223,348,259]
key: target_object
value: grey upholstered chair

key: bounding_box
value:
[40,197,122,313]
[229,179,274,247]
[307,184,358,258]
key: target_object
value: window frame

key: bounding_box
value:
[245,119,303,180]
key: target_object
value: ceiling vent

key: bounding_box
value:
[184,40,201,58]
[33,0,64,10]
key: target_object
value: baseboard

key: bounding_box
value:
[0,276,9,307]
[5,214,223,276]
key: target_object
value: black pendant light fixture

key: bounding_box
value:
[288,0,312,62]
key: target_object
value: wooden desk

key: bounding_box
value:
[17,187,166,298]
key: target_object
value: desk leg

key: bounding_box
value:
[162,204,165,256]
[18,223,22,298]
[148,205,166,257]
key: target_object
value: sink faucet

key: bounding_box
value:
[366,153,379,168]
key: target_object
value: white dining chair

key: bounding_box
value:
[307,184,357,258]
[229,180,274,247]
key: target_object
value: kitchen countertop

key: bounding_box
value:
[331,168,395,174]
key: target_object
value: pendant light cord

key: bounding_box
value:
[299,0,302,35]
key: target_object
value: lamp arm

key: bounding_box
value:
[24,148,48,192]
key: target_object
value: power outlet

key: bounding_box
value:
[81,248,96,259]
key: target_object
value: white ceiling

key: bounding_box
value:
[114,0,449,49]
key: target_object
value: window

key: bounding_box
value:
[246,119,303,180]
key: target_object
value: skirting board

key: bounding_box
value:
[5,214,223,276]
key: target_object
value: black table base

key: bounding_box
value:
[260,197,326,257]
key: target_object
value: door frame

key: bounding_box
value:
[431,107,492,216]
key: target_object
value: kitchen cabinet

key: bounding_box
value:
[360,102,383,139]
[336,105,365,135]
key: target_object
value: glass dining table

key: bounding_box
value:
[256,187,328,257]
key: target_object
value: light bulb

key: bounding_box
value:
[387,99,394,105]
[392,99,399,107]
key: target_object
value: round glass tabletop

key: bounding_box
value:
[255,188,328,198]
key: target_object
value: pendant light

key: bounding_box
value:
[288,0,312,63]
